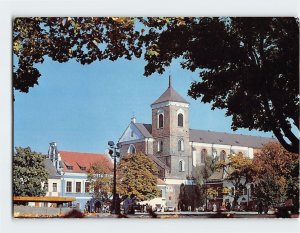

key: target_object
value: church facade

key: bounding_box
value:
[118,77,274,209]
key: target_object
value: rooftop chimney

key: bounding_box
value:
[131,117,136,123]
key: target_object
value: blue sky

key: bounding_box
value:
[14,56,273,155]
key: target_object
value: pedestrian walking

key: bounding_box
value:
[123,195,131,214]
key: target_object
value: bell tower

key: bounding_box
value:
[151,76,191,180]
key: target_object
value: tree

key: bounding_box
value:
[216,153,254,209]
[252,142,299,210]
[192,155,216,207]
[117,152,160,201]
[87,161,112,200]
[141,17,299,153]
[13,17,299,153]
[13,17,141,93]
[13,147,48,196]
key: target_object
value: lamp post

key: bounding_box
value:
[108,141,120,214]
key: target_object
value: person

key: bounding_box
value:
[123,195,131,214]
[129,194,136,214]
[226,202,231,211]
[258,201,263,214]
[263,203,268,214]
[213,203,217,212]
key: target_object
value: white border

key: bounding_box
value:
[1,1,299,233]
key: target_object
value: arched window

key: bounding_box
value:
[179,160,185,172]
[201,149,207,163]
[220,150,226,161]
[128,144,136,154]
[178,113,183,127]
[178,139,184,151]
[157,140,163,152]
[158,114,164,128]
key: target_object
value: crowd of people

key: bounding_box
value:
[122,194,136,214]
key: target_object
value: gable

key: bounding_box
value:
[119,122,145,143]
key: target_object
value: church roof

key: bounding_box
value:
[190,129,275,148]
[132,123,275,148]
[134,123,153,138]
[151,86,189,105]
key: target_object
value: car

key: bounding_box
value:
[165,206,175,212]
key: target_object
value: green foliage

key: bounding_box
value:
[13,147,48,196]
[142,17,299,153]
[87,161,112,200]
[13,17,141,93]
[252,142,299,206]
[192,155,215,185]
[13,17,299,153]
[192,155,216,207]
[216,153,254,208]
[117,152,159,201]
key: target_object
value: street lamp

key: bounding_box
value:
[108,141,120,214]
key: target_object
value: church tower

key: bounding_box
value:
[151,76,191,181]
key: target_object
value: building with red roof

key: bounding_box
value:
[59,151,112,174]
[46,142,113,211]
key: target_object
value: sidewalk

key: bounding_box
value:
[89,211,286,218]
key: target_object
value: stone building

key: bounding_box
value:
[118,76,275,210]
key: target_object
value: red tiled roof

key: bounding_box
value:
[59,151,113,174]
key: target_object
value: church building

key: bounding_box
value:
[118,76,274,209]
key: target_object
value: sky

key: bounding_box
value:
[14,54,273,155]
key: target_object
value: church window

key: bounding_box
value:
[158,114,164,128]
[131,130,134,137]
[201,149,207,163]
[179,160,185,172]
[158,140,163,152]
[178,113,183,127]
[178,139,184,151]
[220,150,226,161]
[128,144,136,154]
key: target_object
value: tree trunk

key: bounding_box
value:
[272,128,299,154]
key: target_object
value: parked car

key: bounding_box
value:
[165,206,175,212]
